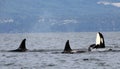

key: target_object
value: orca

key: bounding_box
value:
[62,40,86,54]
[9,39,27,52]
[88,32,105,51]
[62,40,72,53]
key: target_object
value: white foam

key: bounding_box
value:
[91,48,111,52]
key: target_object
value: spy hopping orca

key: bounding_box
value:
[88,32,106,51]
[9,39,27,52]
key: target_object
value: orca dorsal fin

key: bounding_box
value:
[96,32,105,48]
[17,39,27,50]
[63,40,72,52]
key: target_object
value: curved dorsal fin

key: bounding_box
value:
[9,39,27,52]
[63,40,72,52]
[17,39,27,50]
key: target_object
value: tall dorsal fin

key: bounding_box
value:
[17,39,27,50]
[96,32,105,48]
[63,40,72,52]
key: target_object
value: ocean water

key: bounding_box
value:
[0,32,120,69]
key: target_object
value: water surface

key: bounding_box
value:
[0,32,120,69]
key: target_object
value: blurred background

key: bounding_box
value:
[0,0,120,33]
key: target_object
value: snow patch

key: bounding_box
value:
[63,19,77,25]
[0,18,14,24]
[38,17,78,25]
[97,1,120,8]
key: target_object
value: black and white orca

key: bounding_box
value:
[9,39,28,52]
[88,32,107,51]
[62,40,86,54]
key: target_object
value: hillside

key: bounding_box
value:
[0,0,120,33]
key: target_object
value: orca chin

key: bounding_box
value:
[9,39,28,52]
[88,32,105,51]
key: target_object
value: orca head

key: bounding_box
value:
[11,39,27,52]
[62,40,72,53]
[96,32,105,48]
[88,32,105,51]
